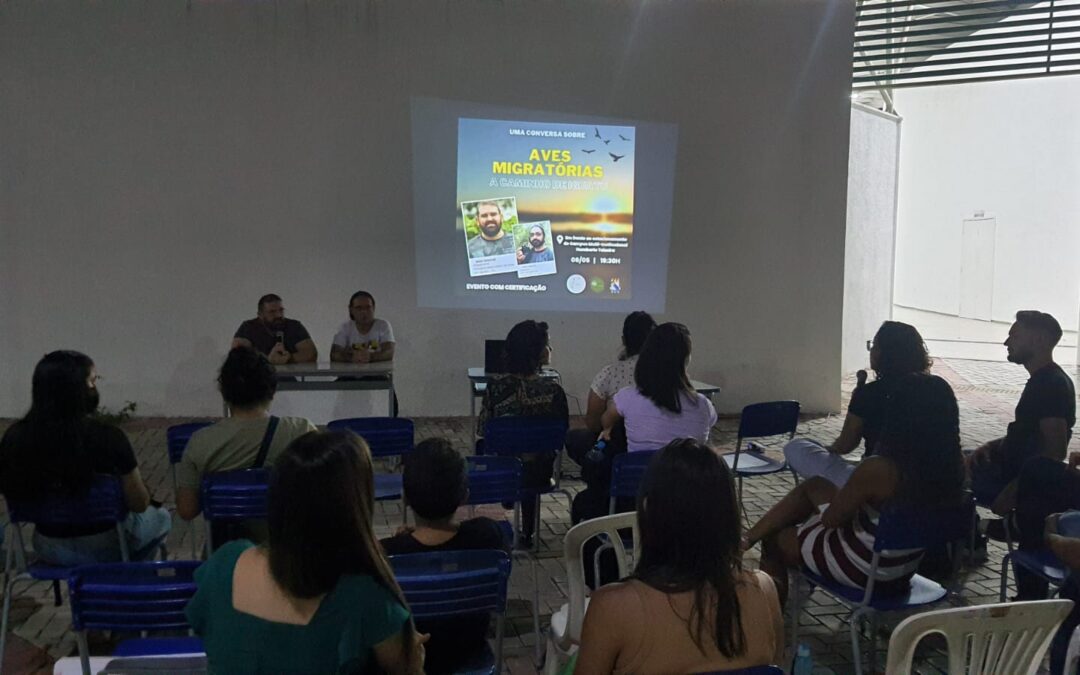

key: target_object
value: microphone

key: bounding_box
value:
[275,331,285,345]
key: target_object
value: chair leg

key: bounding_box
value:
[0,575,23,675]
[849,608,867,675]
[77,630,91,675]
[999,553,1011,602]
[494,613,504,674]
[532,556,542,668]
[51,580,61,607]
[789,569,801,662]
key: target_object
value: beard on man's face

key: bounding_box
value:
[85,387,100,414]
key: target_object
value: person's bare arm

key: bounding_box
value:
[820,457,896,529]
[584,390,607,434]
[574,587,626,674]
[120,469,151,513]
[330,343,352,362]
[829,413,865,455]
[231,337,253,350]
[371,628,428,675]
[369,342,395,363]
[291,339,318,364]
[1039,417,1070,462]
[600,398,623,440]
[176,487,201,521]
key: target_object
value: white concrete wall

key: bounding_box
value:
[0,0,855,418]
[843,104,901,375]
[893,76,1080,328]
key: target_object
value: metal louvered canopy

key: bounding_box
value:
[854,0,1080,89]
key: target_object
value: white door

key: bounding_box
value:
[958,217,995,321]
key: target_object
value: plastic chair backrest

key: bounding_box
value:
[563,512,639,645]
[464,456,523,506]
[68,561,201,632]
[483,416,568,456]
[389,550,511,619]
[874,495,974,552]
[200,469,270,522]
[7,474,127,529]
[166,422,213,465]
[609,451,656,501]
[884,599,1072,675]
[1064,624,1080,675]
[737,401,800,441]
[327,417,414,459]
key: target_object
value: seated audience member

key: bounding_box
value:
[601,322,717,453]
[564,311,656,465]
[1011,450,1080,600]
[186,430,425,675]
[0,351,170,565]
[574,439,784,674]
[381,438,508,674]
[330,290,395,364]
[785,320,932,487]
[1041,511,1080,675]
[476,320,568,546]
[176,347,316,528]
[967,311,1074,515]
[232,293,317,365]
[746,373,964,602]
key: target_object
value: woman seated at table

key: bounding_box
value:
[784,320,932,487]
[476,320,568,547]
[600,322,717,453]
[0,350,170,566]
[574,439,784,674]
[186,430,425,674]
[745,373,964,603]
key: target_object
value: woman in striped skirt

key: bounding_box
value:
[745,373,964,603]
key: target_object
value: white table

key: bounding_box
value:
[223,362,395,417]
[466,367,721,418]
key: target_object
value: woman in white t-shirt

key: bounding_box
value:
[602,322,717,452]
[565,312,656,466]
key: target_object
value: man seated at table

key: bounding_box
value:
[176,347,317,532]
[330,290,395,363]
[232,293,317,365]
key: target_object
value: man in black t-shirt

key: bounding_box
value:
[231,293,317,365]
[968,311,1075,518]
[380,438,508,674]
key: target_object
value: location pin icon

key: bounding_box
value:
[556,235,564,245]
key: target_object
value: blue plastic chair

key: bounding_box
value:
[791,496,974,675]
[0,475,133,675]
[999,548,1069,602]
[390,550,512,675]
[483,416,570,547]
[608,450,657,514]
[326,417,415,460]
[165,422,213,489]
[720,401,800,512]
[68,560,204,675]
[199,468,269,555]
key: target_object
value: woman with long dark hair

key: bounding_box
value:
[747,373,964,602]
[476,319,568,545]
[0,351,170,565]
[574,439,784,673]
[186,430,425,674]
[785,320,933,486]
[600,323,717,452]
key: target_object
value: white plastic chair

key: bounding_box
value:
[1064,623,1080,675]
[884,599,1073,675]
[543,512,639,675]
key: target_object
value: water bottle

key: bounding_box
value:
[585,439,607,463]
[792,643,814,675]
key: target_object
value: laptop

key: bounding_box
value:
[484,339,507,375]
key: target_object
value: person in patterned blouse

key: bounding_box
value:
[477,320,568,546]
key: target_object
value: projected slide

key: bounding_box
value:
[413,98,676,313]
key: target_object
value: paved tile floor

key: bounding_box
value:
[1,358,1078,674]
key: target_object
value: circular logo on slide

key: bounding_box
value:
[589,277,605,293]
[566,274,587,294]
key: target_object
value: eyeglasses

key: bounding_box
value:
[866,340,873,352]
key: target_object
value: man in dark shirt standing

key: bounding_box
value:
[231,293,318,365]
[968,310,1075,520]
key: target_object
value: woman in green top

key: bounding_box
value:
[185,430,426,674]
